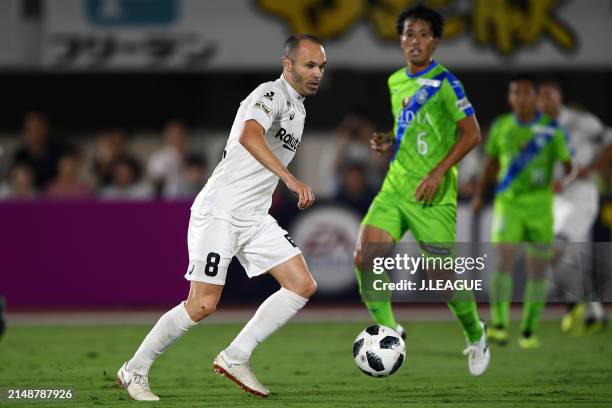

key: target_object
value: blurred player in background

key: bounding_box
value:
[473,74,575,348]
[354,5,489,376]
[117,34,326,400]
[538,79,612,334]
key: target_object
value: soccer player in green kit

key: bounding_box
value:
[353,5,489,376]
[472,74,574,348]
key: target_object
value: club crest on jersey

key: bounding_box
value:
[264,91,275,101]
[416,88,429,104]
[275,127,300,152]
[402,96,411,107]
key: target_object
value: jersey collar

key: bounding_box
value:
[513,111,542,126]
[280,74,305,102]
[405,60,438,78]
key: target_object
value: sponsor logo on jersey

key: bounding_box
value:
[532,125,555,135]
[275,127,301,152]
[417,78,441,87]
[398,109,416,125]
[255,101,272,118]
[455,97,472,111]
[264,91,275,101]
[289,112,295,120]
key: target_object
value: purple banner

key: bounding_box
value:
[0,201,193,308]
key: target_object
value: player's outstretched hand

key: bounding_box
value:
[415,170,443,204]
[370,132,393,155]
[285,177,315,210]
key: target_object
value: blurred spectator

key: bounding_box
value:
[333,160,376,215]
[46,147,93,199]
[147,120,190,198]
[335,114,388,189]
[320,114,388,196]
[12,111,66,189]
[167,153,208,199]
[0,145,8,193]
[92,128,130,187]
[0,162,37,200]
[99,156,152,200]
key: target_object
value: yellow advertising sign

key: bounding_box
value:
[257,0,576,55]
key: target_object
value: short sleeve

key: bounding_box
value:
[243,84,286,132]
[441,75,475,123]
[484,120,500,157]
[554,126,571,162]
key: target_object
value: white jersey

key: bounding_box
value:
[558,106,607,169]
[192,74,306,225]
[554,106,610,240]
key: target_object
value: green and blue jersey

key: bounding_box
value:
[380,60,474,205]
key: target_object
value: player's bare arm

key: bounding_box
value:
[472,156,500,213]
[581,143,612,178]
[415,115,481,204]
[239,119,315,210]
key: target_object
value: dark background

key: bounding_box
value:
[2,69,611,132]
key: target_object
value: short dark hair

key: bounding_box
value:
[538,76,563,92]
[59,144,81,160]
[508,72,537,89]
[396,5,445,37]
[186,153,206,168]
[282,34,323,62]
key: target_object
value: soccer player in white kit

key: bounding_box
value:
[117,34,326,400]
[538,79,612,333]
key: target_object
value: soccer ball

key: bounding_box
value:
[353,325,405,377]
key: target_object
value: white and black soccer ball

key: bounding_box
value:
[353,325,405,377]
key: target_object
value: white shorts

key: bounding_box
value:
[184,211,302,285]
[554,180,599,242]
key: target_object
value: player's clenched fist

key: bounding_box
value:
[285,177,315,210]
[370,132,393,155]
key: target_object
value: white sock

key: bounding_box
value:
[588,302,605,320]
[225,287,308,362]
[127,302,197,373]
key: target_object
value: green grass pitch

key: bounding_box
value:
[1,321,611,407]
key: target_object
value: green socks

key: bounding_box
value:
[448,291,483,343]
[356,267,484,342]
[489,273,547,336]
[355,267,398,329]
[520,278,547,335]
[490,272,513,329]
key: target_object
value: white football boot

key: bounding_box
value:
[462,320,490,376]
[213,351,269,398]
[116,362,160,401]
